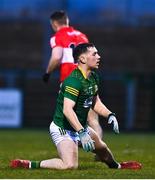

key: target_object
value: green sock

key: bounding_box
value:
[30,161,41,169]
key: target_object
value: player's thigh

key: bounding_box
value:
[87,108,99,122]
[57,139,78,166]
[49,122,78,164]
[87,109,103,137]
[88,126,107,149]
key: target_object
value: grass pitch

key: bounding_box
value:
[0,129,155,179]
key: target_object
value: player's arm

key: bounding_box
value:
[93,95,119,133]
[63,97,95,152]
[63,97,84,132]
[43,47,63,83]
[93,95,112,117]
[46,46,63,74]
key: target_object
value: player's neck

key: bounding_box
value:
[78,65,91,79]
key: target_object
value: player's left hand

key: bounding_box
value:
[42,73,50,83]
[107,113,119,134]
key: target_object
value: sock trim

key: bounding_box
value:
[31,161,40,169]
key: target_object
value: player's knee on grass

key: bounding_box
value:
[64,162,78,169]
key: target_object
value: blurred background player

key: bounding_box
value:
[42,10,103,139]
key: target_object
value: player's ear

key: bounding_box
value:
[79,55,86,64]
[51,21,58,31]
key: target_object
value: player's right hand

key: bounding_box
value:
[107,113,119,134]
[78,129,95,152]
[42,73,50,83]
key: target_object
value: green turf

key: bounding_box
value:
[0,129,155,179]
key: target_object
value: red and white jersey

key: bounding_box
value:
[50,26,89,82]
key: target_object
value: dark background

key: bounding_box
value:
[0,0,155,131]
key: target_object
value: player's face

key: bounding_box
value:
[85,47,101,69]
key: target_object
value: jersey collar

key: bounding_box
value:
[78,66,92,79]
[78,66,87,79]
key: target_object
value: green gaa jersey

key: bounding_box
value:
[53,67,99,131]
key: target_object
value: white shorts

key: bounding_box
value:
[49,121,80,146]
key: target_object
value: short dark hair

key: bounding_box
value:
[73,43,95,61]
[50,10,68,25]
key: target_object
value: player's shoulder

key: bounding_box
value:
[71,68,84,79]
[50,28,68,47]
[64,68,82,84]
[53,27,72,41]
[56,27,71,36]
[63,71,82,90]
[65,26,86,37]
[51,28,66,41]
[71,27,88,42]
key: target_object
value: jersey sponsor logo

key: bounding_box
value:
[65,86,79,96]
[88,87,93,95]
[83,97,93,108]
[84,85,98,95]
[67,31,81,36]
[84,86,94,95]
